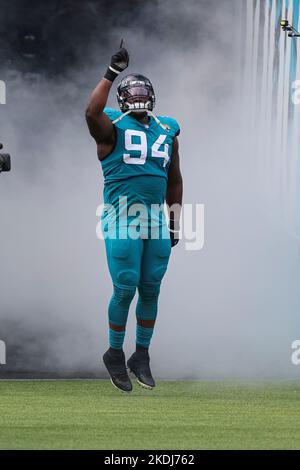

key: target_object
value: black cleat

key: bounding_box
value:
[103,348,133,393]
[127,346,155,389]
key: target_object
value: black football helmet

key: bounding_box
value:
[117,74,155,112]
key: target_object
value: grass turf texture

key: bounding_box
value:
[1,380,300,449]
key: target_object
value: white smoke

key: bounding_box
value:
[1,0,300,379]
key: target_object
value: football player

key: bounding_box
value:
[86,45,183,392]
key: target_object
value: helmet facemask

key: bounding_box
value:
[117,75,156,113]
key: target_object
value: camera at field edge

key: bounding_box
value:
[0,143,11,173]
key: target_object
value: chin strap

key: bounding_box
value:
[112,110,132,124]
[112,109,166,131]
[146,110,166,130]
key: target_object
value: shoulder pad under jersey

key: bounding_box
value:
[104,107,122,122]
[158,115,180,137]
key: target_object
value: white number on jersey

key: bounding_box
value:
[123,130,147,165]
[123,130,169,166]
[151,134,169,167]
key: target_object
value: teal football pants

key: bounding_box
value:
[104,236,171,349]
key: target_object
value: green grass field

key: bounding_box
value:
[1,380,300,449]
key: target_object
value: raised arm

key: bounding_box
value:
[85,79,114,144]
[166,137,183,247]
[85,47,129,145]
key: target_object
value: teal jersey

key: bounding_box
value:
[100,107,180,233]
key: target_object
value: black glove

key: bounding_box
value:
[169,219,180,248]
[104,47,129,82]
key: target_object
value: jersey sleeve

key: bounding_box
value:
[172,118,180,137]
[159,116,180,138]
[104,107,122,123]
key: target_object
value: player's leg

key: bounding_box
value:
[106,237,143,349]
[103,237,142,392]
[136,237,171,349]
[127,237,171,389]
